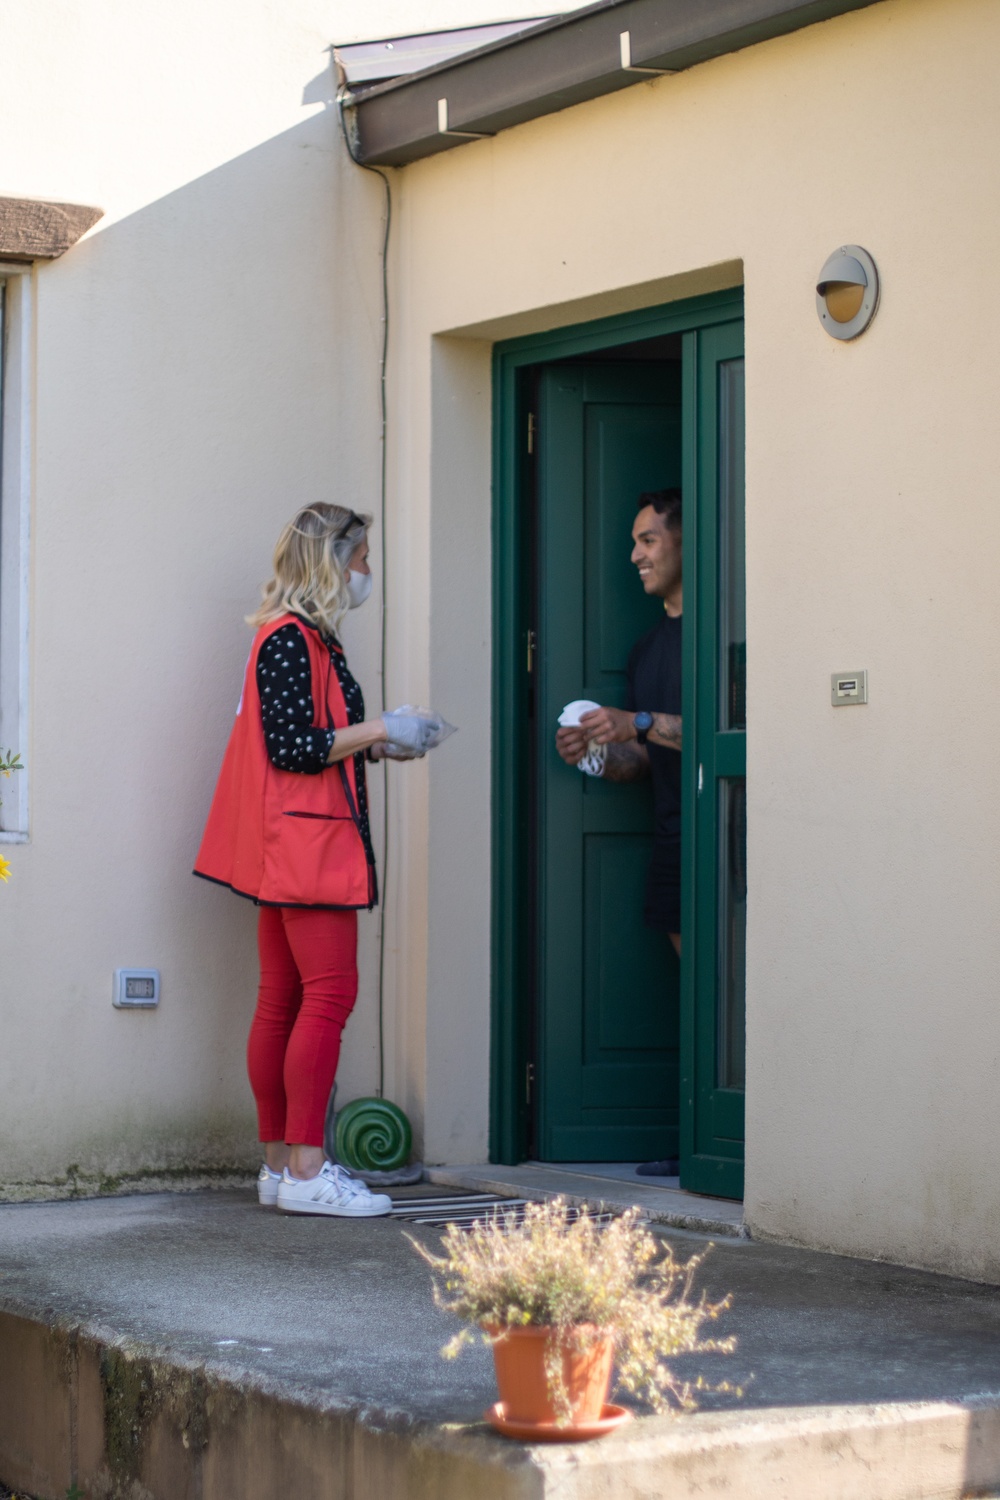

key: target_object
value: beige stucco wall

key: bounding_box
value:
[4,0,998,1286]
[388,0,1000,1278]
[0,0,577,1191]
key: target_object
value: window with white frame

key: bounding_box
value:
[0,265,31,840]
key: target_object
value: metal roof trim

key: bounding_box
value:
[333,17,558,90]
[339,1,620,105]
[346,0,882,166]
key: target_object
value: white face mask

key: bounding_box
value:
[346,568,373,609]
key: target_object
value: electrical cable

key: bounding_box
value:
[336,86,391,1099]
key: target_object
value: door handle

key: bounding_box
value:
[526,629,537,674]
[697,763,704,795]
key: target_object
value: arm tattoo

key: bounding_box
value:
[649,713,682,751]
[603,743,650,783]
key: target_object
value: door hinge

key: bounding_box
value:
[526,628,537,674]
[525,1061,536,1105]
[527,411,537,455]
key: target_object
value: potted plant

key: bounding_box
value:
[409,1195,736,1441]
[0,748,22,884]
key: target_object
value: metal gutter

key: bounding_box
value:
[347,0,881,166]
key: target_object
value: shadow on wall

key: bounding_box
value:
[302,65,337,106]
[15,102,390,1184]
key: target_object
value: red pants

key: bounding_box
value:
[247,906,358,1147]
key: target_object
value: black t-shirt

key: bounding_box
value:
[625,612,682,847]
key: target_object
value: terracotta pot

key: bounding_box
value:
[485,1324,615,1427]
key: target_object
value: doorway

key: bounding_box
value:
[491,289,746,1200]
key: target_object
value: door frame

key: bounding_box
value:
[490,285,745,1165]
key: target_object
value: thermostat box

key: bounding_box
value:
[113,969,160,1008]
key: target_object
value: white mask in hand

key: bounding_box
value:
[346,569,373,609]
[557,699,606,778]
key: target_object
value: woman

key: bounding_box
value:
[195,504,438,1217]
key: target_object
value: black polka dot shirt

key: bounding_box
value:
[256,620,375,869]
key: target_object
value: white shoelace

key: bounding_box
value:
[317,1163,367,1200]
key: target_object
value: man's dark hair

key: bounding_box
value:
[637,487,682,534]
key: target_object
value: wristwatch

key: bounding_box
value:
[633,711,654,745]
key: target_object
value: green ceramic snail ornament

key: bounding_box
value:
[335,1096,412,1173]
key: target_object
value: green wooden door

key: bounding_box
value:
[680,320,747,1198]
[536,362,682,1160]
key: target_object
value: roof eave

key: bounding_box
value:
[349,0,881,167]
[0,195,104,261]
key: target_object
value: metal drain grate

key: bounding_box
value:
[388,1193,525,1228]
[387,1192,616,1231]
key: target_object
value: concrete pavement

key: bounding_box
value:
[1,1184,999,1497]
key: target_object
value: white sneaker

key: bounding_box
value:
[258,1164,282,1207]
[277,1161,392,1218]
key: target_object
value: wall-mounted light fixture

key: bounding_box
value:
[816,245,879,340]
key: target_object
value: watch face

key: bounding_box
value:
[634,712,653,732]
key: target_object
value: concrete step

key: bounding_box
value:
[1,1189,999,1500]
[426,1160,746,1237]
[3,1303,999,1500]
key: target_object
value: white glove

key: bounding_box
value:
[381,711,444,754]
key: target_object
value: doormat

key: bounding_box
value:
[387,1192,616,1232]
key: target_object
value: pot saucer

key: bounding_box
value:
[485,1401,631,1442]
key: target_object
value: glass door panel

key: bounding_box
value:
[718,359,746,733]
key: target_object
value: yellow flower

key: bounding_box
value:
[0,854,11,883]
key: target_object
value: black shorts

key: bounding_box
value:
[644,837,681,933]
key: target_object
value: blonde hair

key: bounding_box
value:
[248,503,372,637]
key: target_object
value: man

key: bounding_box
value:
[555,487,683,1178]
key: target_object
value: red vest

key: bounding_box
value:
[194,614,376,908]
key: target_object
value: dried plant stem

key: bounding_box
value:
[408,1197,737,1425]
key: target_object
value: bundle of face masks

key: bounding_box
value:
[557,699,606,777]
[382,706,457,757]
